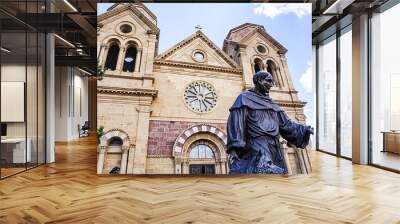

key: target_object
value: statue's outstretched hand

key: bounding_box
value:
[228,148,239,165]
[307,126,314,135]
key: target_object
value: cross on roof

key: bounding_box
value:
[195,25,203,31]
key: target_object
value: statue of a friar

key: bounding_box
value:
[227,71,314,174]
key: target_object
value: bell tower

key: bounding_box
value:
[98,2,159,78]
[97,3,159,174]
[223,23,306,122]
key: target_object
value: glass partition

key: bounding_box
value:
[370,3,400,171]
[0,22,28,178]
[317,35,337,154]
[0,0,46,179]
[339,26,352,158]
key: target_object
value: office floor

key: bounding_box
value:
[372,150,400,171]
[0,137,400,223]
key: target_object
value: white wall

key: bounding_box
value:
[54,66,89,141]
[1,64,35,137]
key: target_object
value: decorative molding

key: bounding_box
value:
[147,155,173,158]
[103,73,154,81]
[155,31,239,69]
[98,86,157,97]
[154,59,242,74]
[275,100,306,108]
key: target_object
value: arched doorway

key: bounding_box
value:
[172,124,228,174]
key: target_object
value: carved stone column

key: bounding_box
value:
[215,162,221,174]
[183,160,189,174]
[99,45,109,68]
[220,159,227,174]
[97,146,107,174]
[134,48,142,73]
[119,145,130,174]
[116,47,126,72]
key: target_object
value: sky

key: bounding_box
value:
[98,3,314,125]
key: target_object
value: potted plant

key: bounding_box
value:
[97,126,104,145]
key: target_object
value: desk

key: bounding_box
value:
[1,138,31,163]
[382,131,400,154]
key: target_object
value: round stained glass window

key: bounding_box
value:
[184,81,217,113]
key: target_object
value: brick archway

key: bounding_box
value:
[172,124,228,174]
[100,129,131,147]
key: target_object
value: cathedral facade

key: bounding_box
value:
[97,3,307,175]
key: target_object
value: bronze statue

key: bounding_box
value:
[227,71,313,174]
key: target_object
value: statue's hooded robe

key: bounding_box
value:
[227,89,311,174]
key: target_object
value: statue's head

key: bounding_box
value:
[253,71,274,93]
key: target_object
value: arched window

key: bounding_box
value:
[254,58,263,73]
[122,46,137,72]
[105,44,120,71]
[266,60,280,87]
[189,144,215,159]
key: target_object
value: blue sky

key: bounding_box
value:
[98,3,313,125]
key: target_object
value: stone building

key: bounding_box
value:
[96,3,308,175]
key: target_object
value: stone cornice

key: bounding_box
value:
[275,100,306,108]
[156,31,239,69]
[154,59,242,74]
[98,86,158,97]
[104,73,155,81]
[147,155,172,158]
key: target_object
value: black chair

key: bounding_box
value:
[78,121,90,138]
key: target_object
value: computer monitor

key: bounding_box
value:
[1,123,7,137]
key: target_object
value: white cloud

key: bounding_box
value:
[253,3,311,19]
[300,60,313,93]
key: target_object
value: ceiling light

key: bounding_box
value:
[63,0,78,12]
[54,34,75,48]
[323,0,355,15]
[1,47,11,53]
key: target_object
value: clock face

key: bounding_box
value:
[184,81,217,113]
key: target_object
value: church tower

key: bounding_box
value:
[223,23,306,122]
[97,3,159,174]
